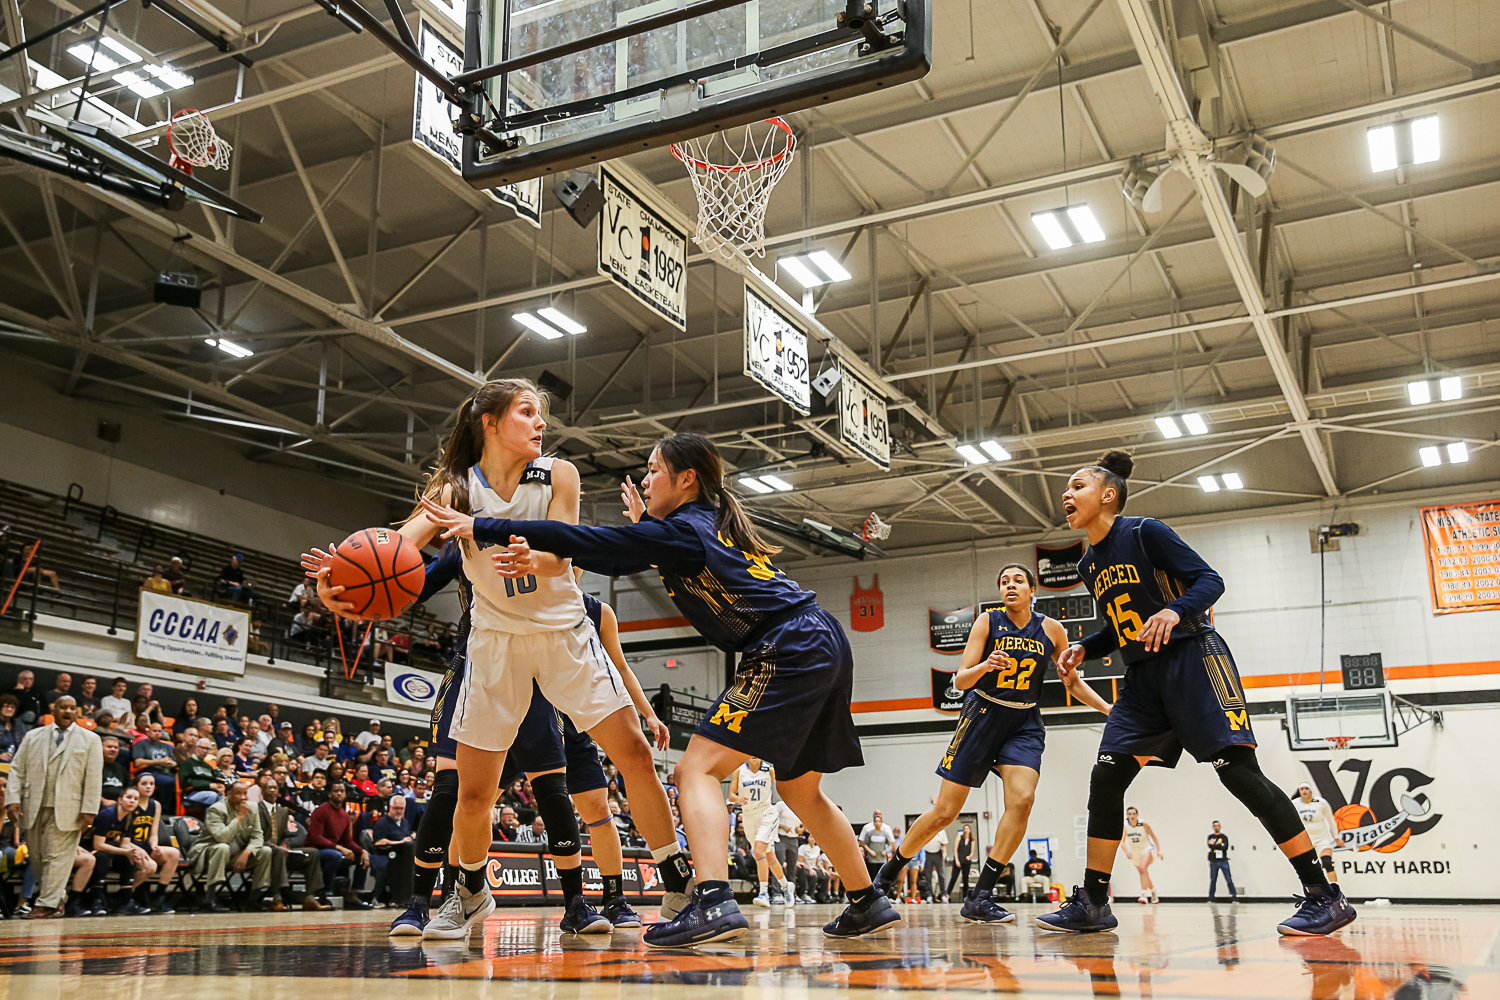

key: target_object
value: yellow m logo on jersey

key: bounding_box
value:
[1224,709,1249,731]
[710,704,749,733]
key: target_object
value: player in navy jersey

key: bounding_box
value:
[1037,451,1355,937]
[873,563,1110,923]
[420,431,901,948]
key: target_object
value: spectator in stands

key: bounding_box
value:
[6,695,102,919]
[326,761,348,789]
[1022,849,1052,898]
[370,792,414,906]
[650,683,674,720]
[354,719,381,752]
[288,604,324,647]
[0,694,27,764]
[131,722,177,814]
[232,738,257,776]
[290,769,328,822]
[125,773,180,911]
[9,670,41,725]
[500,778,527,814]
[134,684,165,726]
[252,716,274,756]
[301,743,332,780]
[163,557,186,595]
[99,677,131,724]
[217,553,250,604]
[75,678,99,718]
[297,723,321,758]
[212,702,242,737]
[370,748,398,785]
[41,673,73,717]
[243,720,264,760]
[92,711,130,742]
[349,763,378,800]
[516,815,546,845]
[267,721,297,758]
[99,735,130,807]
[142,565,172,594]
[322,717,344,747]
[172,698,199,737]
[194,782,270,913]
[212,719,235,750]
[181,737,225,808]
[494,805,520,841]
[288,579,312,611]
[306,782,369,910]
[0,775,18,874]
[213,748,237,787]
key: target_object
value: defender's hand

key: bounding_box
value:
[621,477,646,523]
[419,498,475,540]
[491,537,538,578]
[300,545,335,577]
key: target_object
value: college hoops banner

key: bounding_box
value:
[1418,499,1500,613]
[135,591,249,675]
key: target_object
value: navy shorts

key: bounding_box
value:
[1098,631,1255,768]
[561,715,609,793]
[936,696,1045,786]
[694,605,863,781]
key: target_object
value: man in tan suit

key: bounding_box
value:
[193,782,271,912]
[6,696,103,919]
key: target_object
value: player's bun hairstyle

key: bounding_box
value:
[655,431,780,557]
[418,378,547,516]
[996,562,1037,590]
[1089,449,1134,512]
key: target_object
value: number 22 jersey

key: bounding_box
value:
[973,610,1054,708]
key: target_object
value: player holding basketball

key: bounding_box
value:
[873,563,1110,924]
[729,758,791,906]
[420,431,899,947]
[1294,782,1343,883]
[1037,451,1355,937]
[1122,806,1163,903]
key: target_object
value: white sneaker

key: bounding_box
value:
[785,892,796,908]
[1137,893,1150,904]
[753,892,771,908]
[1150,890,1159,903]
[422,886,494,940]
[660,876,696,921]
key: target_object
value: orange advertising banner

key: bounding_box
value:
[1419,499,1500,614]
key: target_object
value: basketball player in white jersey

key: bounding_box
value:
[729,758,789,906]
[1294,782,1343,883]
[313,379,694,940]
[1121,806,1163,903]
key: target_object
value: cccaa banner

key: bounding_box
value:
[136,591,249,676]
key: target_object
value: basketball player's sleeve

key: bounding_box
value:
[1138,518,1225,617]
[470,515,707,577]
[416,543,461,604]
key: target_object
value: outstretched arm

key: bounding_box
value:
[1047,618,1111,715]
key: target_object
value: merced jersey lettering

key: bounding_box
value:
[1076,516,1214,665]
[974,610,1054,706]
[462,458,585,634]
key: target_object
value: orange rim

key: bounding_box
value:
[167,108,215,163]
[671,117,795,174]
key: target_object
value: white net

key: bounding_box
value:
[862,512,891,541]
[671,118,796,260]
[168,109,231,171]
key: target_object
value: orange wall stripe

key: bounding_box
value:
[852,697,932,714]
[618,616,691,633]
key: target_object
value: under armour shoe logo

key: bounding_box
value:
[706,905,724,918]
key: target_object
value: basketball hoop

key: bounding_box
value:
[671,117,796,260]
[166,109,231,175]
[1326,736,1355,752]
[862,511,891,542]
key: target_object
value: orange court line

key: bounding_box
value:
[618,616,691,632]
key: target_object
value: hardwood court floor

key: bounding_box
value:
[2,900,1495,999]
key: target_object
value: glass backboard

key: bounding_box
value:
[1286,691,1397,750]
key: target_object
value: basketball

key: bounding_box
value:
[328,527,425,620]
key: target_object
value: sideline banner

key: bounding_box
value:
[1419,499,1500,614]
[135,591,249,675]
[929,605,974,653]
[471,841,663,904]
[931,668,963,713]
[385,666,445,710]
[1036,542,1084,590]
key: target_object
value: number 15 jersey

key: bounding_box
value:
[463,458,585,634]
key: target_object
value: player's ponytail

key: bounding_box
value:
[416,378,546,516]
[655,432,780,557]
[1089,449,1134,513]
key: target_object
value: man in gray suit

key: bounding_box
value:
[6,696,103,919]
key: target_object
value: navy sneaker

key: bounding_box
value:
[1277,884,1357,937]
[1035,886,1118,933]
[560,896,612,935]
[116,899,151,917]
[603,896,642,928]
[643,888,748,949]
[823,892,902,939]
[959,888,1015,924]
[389,896,430,936]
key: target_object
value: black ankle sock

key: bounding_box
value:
[1290,849,1330,890]
[848,884,877,908]
[602,874,623,902]
[460,862,487,894]
[413,863,441,900]
[660,853,691,894]
[560,866,583,904]
[1084,868,1111,907]
[699,879,731,902]
[877,851,909,886]
[976,857,1003,893]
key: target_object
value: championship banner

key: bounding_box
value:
[838,368,890,470]
[1419,499,1500,614]
[931,668,963,713]
[743,284,811,413]
[384,665,445,710]
[135,591,248,676]
[411,21,541,226]
[929,605,975,653]
[1036,541,1085,590]
[598,165,688,329]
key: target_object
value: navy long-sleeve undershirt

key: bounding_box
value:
[471,513,708,579]
[1078,518,1225,658]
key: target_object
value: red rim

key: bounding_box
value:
[671,117,795,174]
[166,108,215,163]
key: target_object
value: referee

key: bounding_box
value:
[1207,821,1237,901]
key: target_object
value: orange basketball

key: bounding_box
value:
[328,527,425,620]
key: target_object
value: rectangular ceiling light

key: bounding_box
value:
[537,307,586,335]
[1439,376,1462,401]
[979,440,1011,461]
[1197,475,1221,493]
[780,256,825,288]
[99,36,142,64]
[1065,205,1107,243]
[513,311,564,340]
[1031,211,1074,250]
[955,444,988,465]
[1410,115,1440,165]
[760,475,794,492]
[1406,380,1431,405]
[1221,472,1244,490]
[1181,412,1209,436]
[807,250,851,282]
[1446,442,1469,464]
[148,65,194,90]
[205,338,252,359]
[738,476,774,494]
[1155,416,1183,439]
[116,71,163,98]
[1419,446,1442,468]
[1366,124,1399,172]
[66,43,119,72]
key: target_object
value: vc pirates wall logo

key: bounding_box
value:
[1305,758,1441,853]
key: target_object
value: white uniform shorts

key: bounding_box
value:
[1312,835,1340,852]
[745,806,780,846]
[450,619,632,752]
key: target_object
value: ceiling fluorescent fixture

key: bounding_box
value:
[1065,205,1106,243]
[979,440,1011,461]
[1181,412,1209,436]
[780,256,826,288]
[1197,476,1221,493]
[1032,205,1106,250]
[1155,416,1183,439]
[1446,442,1469,464]
[1418,446,1442,468]
[1368,116,1440,172]
[1439,376,1462,401]
[1221,472,1244,490]
[99,36,141,64]
[205,338,252,359]
[738,476,774,495]
[1366,124,1398,172]
[760,475,794,492]
[537,307,585,335]
[147,64,194,90]
[955,444,988,465]
[807,250,851,282]
[1406,380,1431,405]
[66,43,119,72]
[116,71,163,98]
[1410,115,1440,165]
[513,311,565,340]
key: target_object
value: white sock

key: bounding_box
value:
[650,843,679,864]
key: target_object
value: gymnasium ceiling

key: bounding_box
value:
[1,0,1498,558]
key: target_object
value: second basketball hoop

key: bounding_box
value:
[167,109,231,175]
[672,117,795,261]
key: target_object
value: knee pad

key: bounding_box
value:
[1320,855,1335,873]
[416,770,458,864]
[1212,745,1303,843]
[1086,752,1142,840]
[532,772,580,859]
